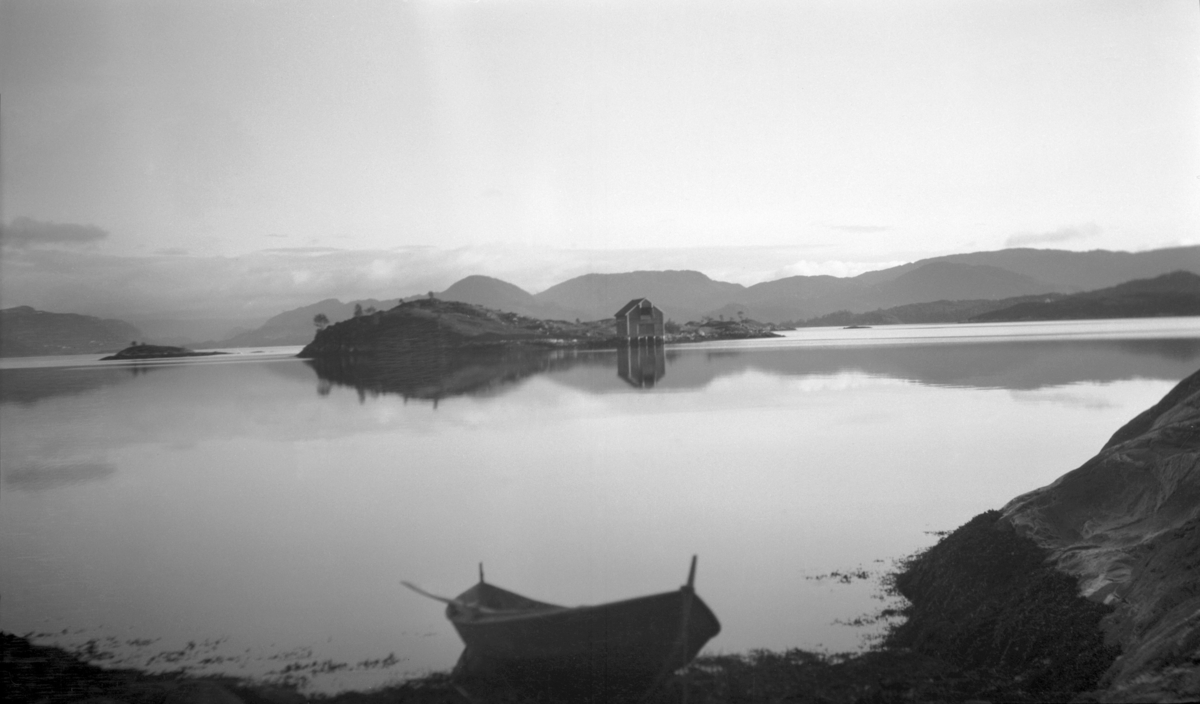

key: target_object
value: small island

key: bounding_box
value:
[298,298,781,360]
[100,344,229,361]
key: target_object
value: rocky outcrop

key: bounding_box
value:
[1001,368,1200,701]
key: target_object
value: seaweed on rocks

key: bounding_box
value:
[884,510,1120,696]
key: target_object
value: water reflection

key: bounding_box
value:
[610,337,1200,393]
[617,342,666,388]
[304,347,598,404]
[301,336,1200,403]
[710,338,1200,390]
[3,461,117,491]
[0,366,153,406]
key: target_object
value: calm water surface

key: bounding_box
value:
[2,319,1199,692]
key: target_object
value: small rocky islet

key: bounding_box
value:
[100,344,229,361]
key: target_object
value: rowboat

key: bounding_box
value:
[405,557,720,693]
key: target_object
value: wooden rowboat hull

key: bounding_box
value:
[448,581,721,684]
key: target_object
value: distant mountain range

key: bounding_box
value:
[436,246,1200,324]
[0,306,144,357]
[799,271,1200,327]
[970,270,1200,323]
[4,245,1198,356]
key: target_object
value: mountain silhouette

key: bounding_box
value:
[21,245,1188,357]
[440,275,588,321]
[970,271,1200,322]
[0,306,144,357]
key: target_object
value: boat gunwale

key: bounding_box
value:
[447,585,716,627]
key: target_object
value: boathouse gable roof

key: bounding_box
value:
[615,298,652,318]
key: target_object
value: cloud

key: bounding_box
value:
[4,461,117,491]
[0,246,457,321]
[773,259,908,279]
[828,224,892,234]
[1005,223,1101,248]
[155,248,190,256]
[262,246,345,254]
[1,217,109,248]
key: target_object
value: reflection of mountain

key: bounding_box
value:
[547,338,1200,394]
[617,343,666,388]
[305,346,600,402]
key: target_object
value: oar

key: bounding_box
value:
[403,580,468,609]
[400,581,508,614]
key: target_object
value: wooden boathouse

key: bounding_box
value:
[615,298,665,341]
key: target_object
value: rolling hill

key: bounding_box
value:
[0,306,144,357]
[794,271,1200,327]
[533,270,748,323]
[438,275,588,321]
[970,271,1200,322]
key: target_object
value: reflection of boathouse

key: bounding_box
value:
[615,298,664,341]
[617,342,666,388]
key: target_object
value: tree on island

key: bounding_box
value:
[313,313,329,329]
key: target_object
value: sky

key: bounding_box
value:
[2,0,1199,322]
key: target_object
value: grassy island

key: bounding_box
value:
[298,298,779,359]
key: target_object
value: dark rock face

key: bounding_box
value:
[885,511,1118,696]
[1001,367,1200,701]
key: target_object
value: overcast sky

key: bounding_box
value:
[2,0,1199,319]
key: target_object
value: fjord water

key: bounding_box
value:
[2,319,1199,692]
